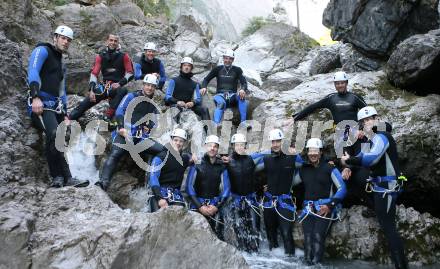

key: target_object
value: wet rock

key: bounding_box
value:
[309,43,341,75]
[386,29,440,95]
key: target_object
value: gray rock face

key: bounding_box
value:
[309,44,341,75]
[110,0,147,26]
[0,184,248,269]
[293,205,440,265]
[323,0,439,56]
[339,43,384,72]
[386,29,440,95]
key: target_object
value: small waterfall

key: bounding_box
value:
[66,132,100,185]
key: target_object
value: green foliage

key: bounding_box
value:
[241,16,270,37]
[53,0,67,6]
[133,0,170,18]
[283,30,319,54]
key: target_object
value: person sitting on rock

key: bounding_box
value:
[251,129,303,256]
[69,34,134,125]
[164,56,210,122]
[95,74,165,191]
[149,128,195,212]
[134,42,166,91]
[200,49,248,127]
[293,138,346,265]
[221,133,260,252]
[341,106,408,269]
[186,135,231,239]
[27,25,87,188]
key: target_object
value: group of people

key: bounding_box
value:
[26,26,408,268]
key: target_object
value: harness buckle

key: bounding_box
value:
[365,182,373,193]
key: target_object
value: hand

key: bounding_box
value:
[288,146,296,155]
[200,88,207,95]
[158,199,168,208]
[340,152,350,165]
[199,205,211,216]
[318,205,331,217]
[31,97,44,115]
[143,126,150,134]
[221,156,230,163]
[238,89,246,100]
[207,205,218,215]
[89,91,96,103]
[185,102,194,108]
[177,101,186,107]
[118,128,128,138]
[111,83,121,90]
[283,118,294,127]
[190,153,198,164]
[263,185,268,192]
[342,168,352,180]
[357,130,365,139]
[64,116,71,126]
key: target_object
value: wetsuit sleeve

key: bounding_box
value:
[164,79,178,105]
[346,134,389,167]
[149,156,163,199]
[90,55,102,87]
[237,67,249,93]
[219,169,231,206]
[193,83,201,105]
[251,151,269,172]
[353,93,367,108]
[293,96,329,121]
[119,53,134,86]
[186,166,202,208]
[158,61,166,90]
[330,168,347,204]
[27,46,49,97]
[134,63,142,80]
[115,93,134,128]
[201,66,219,88]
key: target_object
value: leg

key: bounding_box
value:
[149,196,160,213]
[277,207,295,255]
[263,208,279,250]
[192,104,211,121]
[302,216,315,265]
[107,87,128,118]
[243,206,259,252]
[312,216,332,264]
[69,94,107,121]
[374,193,408,269]
[97,135,127,191]
[232,94,248,123]
[213,94,226,124]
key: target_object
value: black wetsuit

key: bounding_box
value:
[294,91,367,124]
[346,131,408,269]
[223,152,259,252]
[294,160,346,265]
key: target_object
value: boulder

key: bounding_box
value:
[339,43,384,72]
[323,0,439,56]
[309,43,341,75]
[110,0,147,26]
[386,29,440,95]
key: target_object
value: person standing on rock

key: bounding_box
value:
[164,57,210,122]
[251,129,303,256]
[27,25,86,188]
[134,42,166,91]
[186,135,231,239]
[221,133,260,252]
[341,106,408,269]
[95,74,165,191]
[285,71,367,126]
[69,34,134,125]
[293,138,346,265]
[149,128,195,212]
[200,49,248,127]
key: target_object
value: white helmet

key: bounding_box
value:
[306,138,323,149]
[268,129,284,141]
[143,74,158,86]
[205,135,220,145]
[357,106,378,121]
[223,49,235,58]
[181,56,193,65]
[54,25,74,39]
[171,128,187,140]
[143,42,157,51]
[333,71,348,82]
[231,133,246,144]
